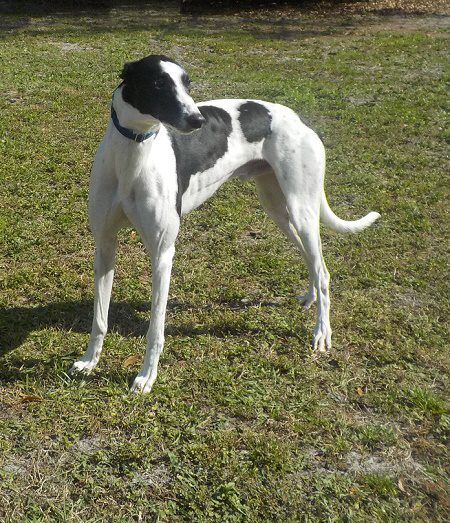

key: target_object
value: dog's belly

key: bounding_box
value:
[179,157,270,215]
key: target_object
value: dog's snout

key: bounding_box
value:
[187,113,206,129]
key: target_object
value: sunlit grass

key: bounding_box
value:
[1,3,449,522]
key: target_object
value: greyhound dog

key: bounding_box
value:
[70,55,380,393]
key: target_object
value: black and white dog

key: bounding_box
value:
[70,55,379,393]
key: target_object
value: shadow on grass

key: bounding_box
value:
[1,0,410,42]
[0,300,138,355]
[0,297,289,356]
[0,298,297,387]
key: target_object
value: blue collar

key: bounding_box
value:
[110,104,158,143]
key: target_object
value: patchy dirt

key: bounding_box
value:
[294,0,450,15]
[2,1,449,36]
[165,2,450,42]
[48,41,92,51]
[344,450,423,478]
[131,465,172,488]
[181,0,450,16]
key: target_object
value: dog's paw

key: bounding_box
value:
[130,375,154,394]
[312,326,332,353]
[297,292,316,309]
[69,360,96,376]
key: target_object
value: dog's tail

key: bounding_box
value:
[320,192,380,233]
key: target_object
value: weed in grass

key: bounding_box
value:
[356,423,399,452]
[405,386,449,417]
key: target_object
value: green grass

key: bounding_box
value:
[1,3,449,522]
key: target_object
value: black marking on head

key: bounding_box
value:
[169,106,233,215]
[238,101,272,143]
[181,72,191,93]
[120,55,188,126]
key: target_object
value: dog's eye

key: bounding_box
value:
[153,79,165,89]
[182,75,191,92]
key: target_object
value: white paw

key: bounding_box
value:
[312,328,332,353]
[298,292,316,309]
[130,375,154,394]
[69,359,97,376]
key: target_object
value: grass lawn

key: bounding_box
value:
[1,2,449,521]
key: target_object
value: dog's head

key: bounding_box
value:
[120,55,205,134]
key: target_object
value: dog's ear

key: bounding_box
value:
[120,61,134,82]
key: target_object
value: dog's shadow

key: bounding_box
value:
[0,297,292,360]
[0,300,144,357]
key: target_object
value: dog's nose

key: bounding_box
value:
[187,113,206,129]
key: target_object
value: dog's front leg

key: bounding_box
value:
[70,238,117,375]
[130,244,175,394]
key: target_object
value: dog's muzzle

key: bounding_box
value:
[186,113,206,130]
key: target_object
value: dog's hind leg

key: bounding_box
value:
[254,172,317,308]
[288,207,331,352]
[261,125,331,351]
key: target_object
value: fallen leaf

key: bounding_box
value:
[123,354,142,367]
[20,394,42,404]
[357,388,364,396]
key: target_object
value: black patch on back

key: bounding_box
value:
[169,105,233,215]
[238,101,272,143]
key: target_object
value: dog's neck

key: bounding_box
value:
[112,86,160,137]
